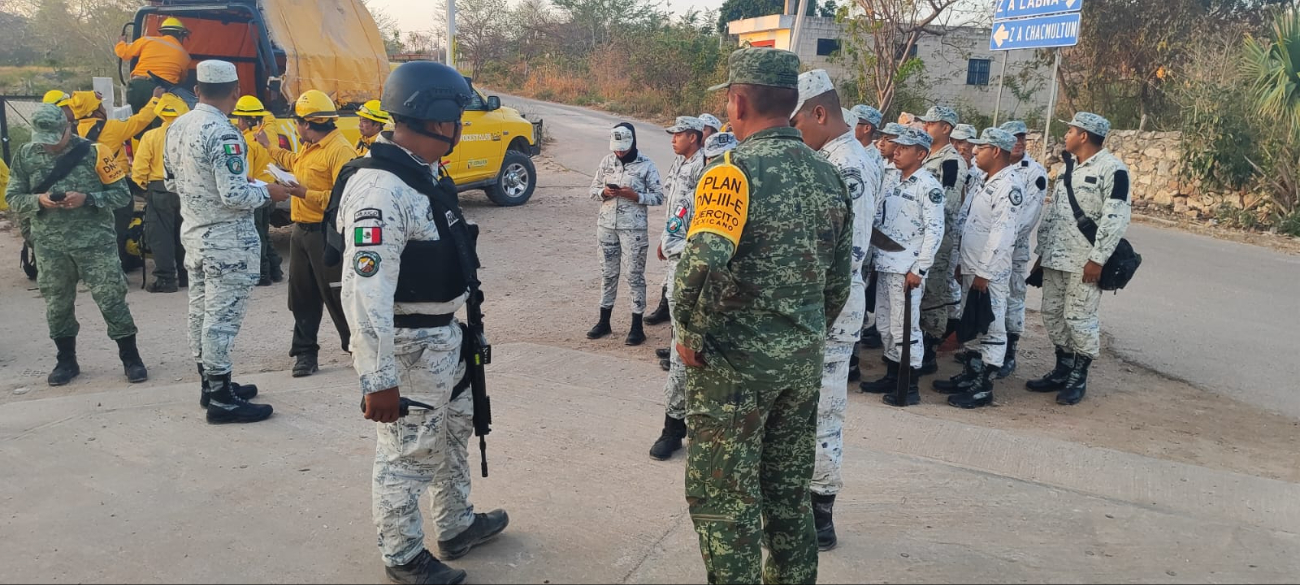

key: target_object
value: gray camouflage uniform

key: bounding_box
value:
[336,138,478,567]
[1007,156,1048,336]
[164,103,269,376]
[589,153,662,314]
[874,167,945,368]
[659,148,705,420]
[954,164,1024,368]
[920,143,968,334]
[1037,148,1131,359]
[813,129,878,498]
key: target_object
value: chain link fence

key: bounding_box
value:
[2,96,44,165]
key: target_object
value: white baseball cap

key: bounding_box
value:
[610,126,634,152]
[793,69,835,115]
[196,60,238,84]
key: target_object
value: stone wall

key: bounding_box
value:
[1024,130,1258,219]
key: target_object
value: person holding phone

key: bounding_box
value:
[586,123,663,345]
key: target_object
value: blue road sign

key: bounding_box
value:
[994,0,1084,21]
[989,12,1081,51]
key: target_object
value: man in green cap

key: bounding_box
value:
[674,47,854,584]
[5,104,148,386]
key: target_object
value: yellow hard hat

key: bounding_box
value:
[159,17,188,35]
[294,90,338,123]
[67,91,103,119]
[43,90,70,105]
[357,99,390,124]
[232,95,269,117]
[154,93,189,118]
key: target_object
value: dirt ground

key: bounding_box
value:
[1,156,1297,488]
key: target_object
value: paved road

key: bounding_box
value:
[499,93,1300,418]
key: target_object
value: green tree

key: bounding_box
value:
[1244,7,1300,139]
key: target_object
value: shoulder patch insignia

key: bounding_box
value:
[1009,188,1023,206]
[1084,175,1099,185]
[354,226,382,246]
[225,156,245,175]
[688,154,749,250]
[929,189,944,204]
[841,167,865,200]
[222,143,243,156]
[941,159,959,188]
[353,250,381,277]
[94,147,126,184]
[354,207,383,223]
[1035,176,1047,191]
[445,210,460,226]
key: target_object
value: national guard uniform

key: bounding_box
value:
[6,104,148,387]
[860,128,946,405]
[934,128,1024,409]
[164,60,272,423]
[648,116,706,461]
[675,48,853,584]
[916,106,968,371]
[998,120,1049,377]
[1029,112,1131,405]
[335,61,508,585]
[877,122,906,214]
[586,124,663,344]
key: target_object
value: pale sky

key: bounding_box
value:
[368,0,730,35]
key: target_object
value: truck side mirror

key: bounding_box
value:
[487,96,501,111]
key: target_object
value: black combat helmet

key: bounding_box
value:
[382,61,472,123]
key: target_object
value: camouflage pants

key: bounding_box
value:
[921,231,961,338]
[958,274,1009,368]
[597,227,648,314]
[663,257,686,420]
[685,363,819,585]
[1040,268,1102,359]
[876,272,924,368]
[373,323,475,567]
[1005,236,1033,336]
[35,245,138,340]
[185,248,259,375]
[812,279,864,497]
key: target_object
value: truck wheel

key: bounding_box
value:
[485,150,536,207]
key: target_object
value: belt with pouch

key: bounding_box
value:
[394,314,455,329]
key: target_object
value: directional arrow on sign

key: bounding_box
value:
[1066,0,1077,7]
[993,24,1011,48]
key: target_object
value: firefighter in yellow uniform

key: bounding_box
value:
[115,17,192,114]
[0,157,8,211]
[132,95,189,292]
[67,89,164,272]
[354,99,389,157]
[257,89,355,376]
[231,95,284,285]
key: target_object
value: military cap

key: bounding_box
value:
[708,47,800,91]
[698,113,723,131]
[665,116,704,134]
[841,108,856,125]
[197,60,239,84]
[880,122,907,136]
[999,120,1029,136]
[851,105,883,127]
[967,127,1016,153]
[793,69,835,114]
[951,123,978,141]
[30,104,70,145]
[610,126,634,151]
[702,131,738,159]
[917,105,959,127]
[891,127,933,150]
[1061,111,1111,138]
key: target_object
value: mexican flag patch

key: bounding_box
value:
[223,143,243,156]
[355,226,382,246]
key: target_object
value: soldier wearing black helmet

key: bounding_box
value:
[333,61,508,585]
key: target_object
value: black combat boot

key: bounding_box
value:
[919,335,939,375]
[1026,346,1074,392]
[812,492,838,551]
[882,367,921,406]
[953,349,977,364]
[437,509,510,560]
[586,307,613,339]
[178,268,189,288]
[257,275,272,287]
[197,364,259,407]
[385,549,466,585]
[145,279,178,293]
[948,360,995,409]
[625,313,646,346]
[292,353,319,378]
[116,335,148,383]
[644,290,671,325]
[932,351,978,395]
[48,337,80,387]
[655,347,671,359]
[659,357,670,371]
[997,334,1020,379]
[861,325,883,349]
[1056,355,1093,406]
[205,373,273,424]
[649,414,687,460]
[859,358,898,394]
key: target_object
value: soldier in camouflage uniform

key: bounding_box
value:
[648,116,707,461]
[164,61,287,424]
[586,123,663,346]
[934,128,1023,409]
[790,70,880,551]
[996,120,1049,378]
[6,104,149,386]
[1028,112,1131,406]
[916,106,968,374]
[847,104,888,365]
[335,61,509,585]
[675,48,853,584]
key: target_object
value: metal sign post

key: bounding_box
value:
[992,52,1009,127]
[1042,49,1061,160]
[990,0,1083,153]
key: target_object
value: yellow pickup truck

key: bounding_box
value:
[122,0,540,223]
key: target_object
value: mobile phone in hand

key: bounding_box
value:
[605,183,620,190]
[49,192,66,202]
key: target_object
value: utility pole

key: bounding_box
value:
[790,0,808,55]
[446,0,456,69]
